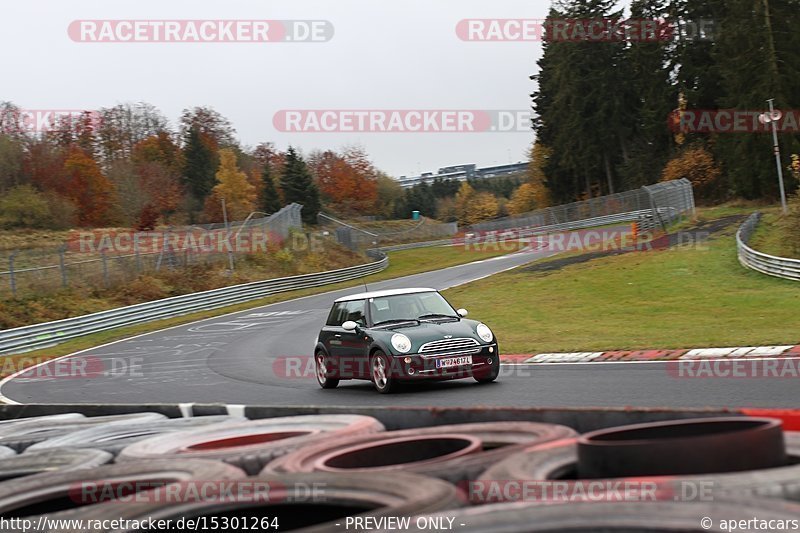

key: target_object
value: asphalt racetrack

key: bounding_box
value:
[2,245,796,409]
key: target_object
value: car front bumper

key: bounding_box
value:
[390,343,499,381]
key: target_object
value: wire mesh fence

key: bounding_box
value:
[469,179,695,234]
[318,212,458,250]
[0,204,303,298]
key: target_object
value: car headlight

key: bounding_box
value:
[476,323,493,343]
[391,333,412,353]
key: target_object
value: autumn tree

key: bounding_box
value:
[311,147,378,215]
[62,146,116,226]
[203,148,257,222]
[375,172,404,219]
[131,133,185,224]
[507,183,540,215]
[96,102,169,166]
[0,185,50,228]
[661,145,723,202]
[133,132,184,175]
[179,106,236,148]
[280,147,320,224]
[453,182,500,225]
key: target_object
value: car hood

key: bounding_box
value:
[369,319,485,348]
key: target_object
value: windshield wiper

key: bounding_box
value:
[417,313,458,321]
[371,318,420,327]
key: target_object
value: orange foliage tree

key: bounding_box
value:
[311,147,378,215]
[661,145,723,202]
[62,146,116,226]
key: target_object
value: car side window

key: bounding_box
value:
[343,300,366,326]
[326,303,346,326]
[326,300,366,326]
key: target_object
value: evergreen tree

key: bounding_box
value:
[280,146,320,224]
[182,124,217,204]
[261,162,283,214]
[711,0,800,198]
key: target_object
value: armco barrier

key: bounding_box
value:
[0,253,388,356]
[737,212,800,281]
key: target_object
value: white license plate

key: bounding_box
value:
[436,355,473,369]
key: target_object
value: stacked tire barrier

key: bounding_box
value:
[0,409,799,532]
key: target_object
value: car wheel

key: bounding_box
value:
[315,351,339,389]
[475,355,500,384]
[371,351,397,394]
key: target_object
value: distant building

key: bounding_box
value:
[396,162,527,188]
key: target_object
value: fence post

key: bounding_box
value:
[101,252,110,287]
[134,237,142,272]
[8,253,16,297]
[59,245,68,288]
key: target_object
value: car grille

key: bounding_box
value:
[418,337,481,358]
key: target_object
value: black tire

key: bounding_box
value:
[476,431,800,504]
[0,458,245,520]
[0,412,167,452]
[54,472,461,533]
[315,351,339,389]
[117,415,385,474]
[370,350,397,394]
[474,356,500,384]
[0,448,112,481]
[405,498,800,532]
[26,415,245,455]
[264,421,578,483]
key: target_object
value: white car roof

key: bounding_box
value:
[334,287,437,303]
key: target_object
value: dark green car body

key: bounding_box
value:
[314,288,499,393]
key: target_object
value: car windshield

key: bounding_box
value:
[369,292,458,326]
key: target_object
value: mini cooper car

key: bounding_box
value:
[314,287,499,393]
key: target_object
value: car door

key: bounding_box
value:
[323,300,370,378]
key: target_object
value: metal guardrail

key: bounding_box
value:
[737,212,800,281]
[0,253,388,356]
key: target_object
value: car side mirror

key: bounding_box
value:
[457,308,468,317]
[342,320,358,331]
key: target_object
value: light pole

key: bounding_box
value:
[758,99,788,214]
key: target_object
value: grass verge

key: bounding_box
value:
[443,212,800,353]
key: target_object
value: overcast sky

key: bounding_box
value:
[3,0,553,177]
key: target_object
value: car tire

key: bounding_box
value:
[50,472,460,533]
[315,351,339,389]
[264,421,578,483]
[117,415,385,474]
[476,431,800,504]
[0,448,113,481]
[370,350,397,394]
[25,415,245,455]
[0,458,246,521]
[474,356,500,384]
[0,412,167,452]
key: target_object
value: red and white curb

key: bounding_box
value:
[500,344,800,364]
